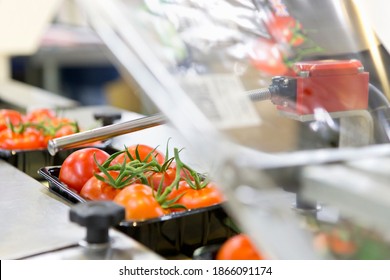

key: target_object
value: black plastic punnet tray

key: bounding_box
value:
[38,166,237,257]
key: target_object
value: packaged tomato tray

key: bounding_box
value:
[39,165,236,257]
[38,144,238,257]
[0,108,116,179]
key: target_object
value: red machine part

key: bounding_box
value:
[276,60,369,115]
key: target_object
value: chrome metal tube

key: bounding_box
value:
[48,114,166,155]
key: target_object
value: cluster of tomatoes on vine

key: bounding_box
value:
[59,143,225,221]
[0,108,79,150]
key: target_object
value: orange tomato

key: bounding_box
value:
[113,184,166,220]
[216,234,264,260]
[169,180,224,211]
[80,170,123,201]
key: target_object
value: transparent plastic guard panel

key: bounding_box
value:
[79,0,390,259]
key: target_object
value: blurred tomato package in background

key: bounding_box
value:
[0,108,112,179]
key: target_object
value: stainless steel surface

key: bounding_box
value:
[0,159,82,259]
[48,114,166,155]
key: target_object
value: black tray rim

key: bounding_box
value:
[0,139,112,158]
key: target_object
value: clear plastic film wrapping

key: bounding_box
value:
[77,0,390,259]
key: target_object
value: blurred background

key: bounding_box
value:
[8,0,153,113]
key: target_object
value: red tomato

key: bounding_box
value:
[216,234,264,260]
[59,148,110,193]
[0,109,23,131]
[113,184,166,220]
[0,127,44,150]
[25,108,56,123]
[169,180,224,211]
[147,167,177,192]
[110,144,165,165]
[266,15,304,46]
[80,170,123,201]
[249,38,289,76]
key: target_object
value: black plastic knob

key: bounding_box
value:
[94,112,122,126]
[70,201,125,244]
